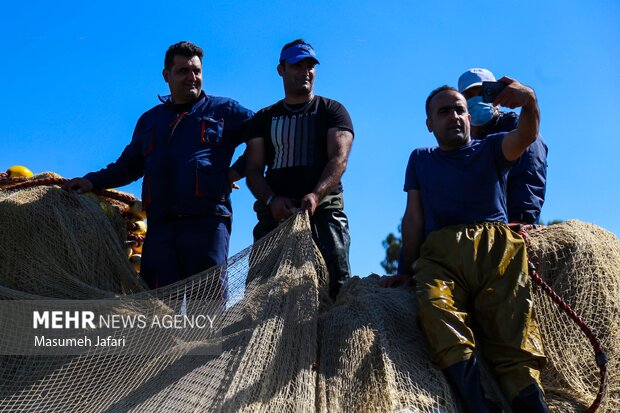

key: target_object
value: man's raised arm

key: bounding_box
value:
[497,76,540,162]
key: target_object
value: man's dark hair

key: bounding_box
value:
[164,41,204,70]
[425,85,459,116]
[279,39,313,63]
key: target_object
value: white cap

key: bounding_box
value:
[458,68,496,92]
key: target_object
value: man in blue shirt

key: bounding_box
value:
[63,41,253,295]
[458,68,548,224]
[384,79,548,413]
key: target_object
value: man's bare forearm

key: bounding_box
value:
[517,93,540,146]
[311,156,348,201]
[400,215,423,276]
[399,190,425,276]
[310,129,353,200]
[246,168,275,204]
[498,77,541,161]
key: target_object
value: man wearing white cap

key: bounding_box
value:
[458,68,548,224]
[246,39,354,299]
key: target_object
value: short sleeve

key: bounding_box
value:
[486,132,514,170]
[326,99,354,136]
[244,109,269,142]
[404,150,420,192]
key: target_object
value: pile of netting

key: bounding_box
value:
[0,179,619,412]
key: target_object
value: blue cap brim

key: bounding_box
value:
[279,44,320,64]
[284,55,319,64]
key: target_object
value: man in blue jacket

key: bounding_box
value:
[63,41,253,295]
[458,68,548,224]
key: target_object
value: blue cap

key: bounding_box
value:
[458,68,496,92]
[279,43,320,64]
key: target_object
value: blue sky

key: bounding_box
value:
[1,0,618,276]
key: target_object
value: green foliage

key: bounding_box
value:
[381,222,402,275]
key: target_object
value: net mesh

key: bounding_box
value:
[0,180,619,412]
[528,221,620,412]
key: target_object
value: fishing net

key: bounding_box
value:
[527,221,620,412]
[0,179,618,412]
[0,175,143,298]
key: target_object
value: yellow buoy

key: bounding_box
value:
[132,221,147,235]
[6,165,33,179]
[129,200,147,220]
[129,254,142,273]
[132,242,143,255]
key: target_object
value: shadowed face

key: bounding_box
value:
[426,90,471,150]
[278,58,316,98]
[461,85,482,100]
[163,55,202,104]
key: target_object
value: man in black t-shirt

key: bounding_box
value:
[246,39,354,298]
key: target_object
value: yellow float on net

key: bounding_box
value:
[129,254,141,273]
[132,221,147,235]
[129,200,147,220]
[132,242,143,255]
[6,165,33,178]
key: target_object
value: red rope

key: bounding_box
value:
[1,177,67,191]
[97,188,138,205]
[0,177,138,205]
[516,225,607,412]
[127,234,145,243]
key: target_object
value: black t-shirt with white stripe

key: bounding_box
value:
[247,95,354,199]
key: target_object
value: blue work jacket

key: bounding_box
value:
[85,92,253,221]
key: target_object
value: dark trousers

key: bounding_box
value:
[140,215,230,300]
[253,202,351,299]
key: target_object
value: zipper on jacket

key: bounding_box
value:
[168,112,188,141]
